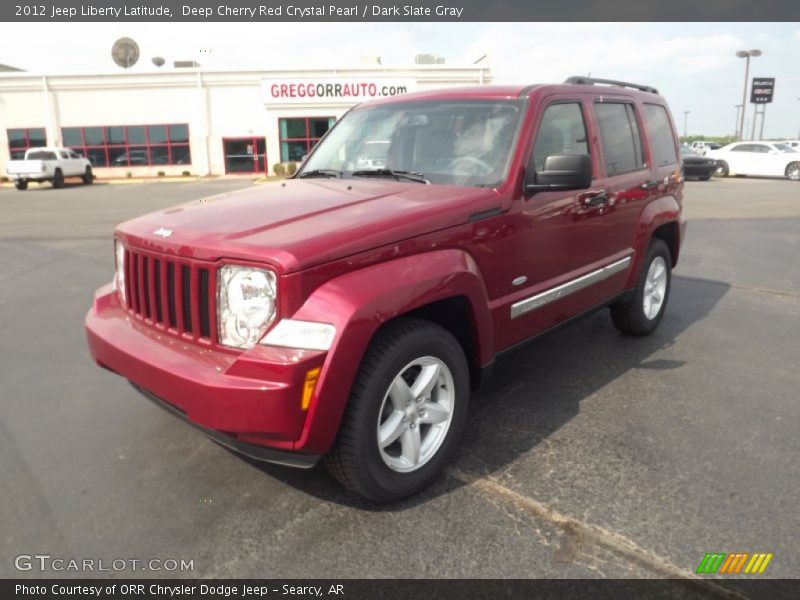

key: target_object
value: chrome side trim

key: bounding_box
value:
[510,256,631,319]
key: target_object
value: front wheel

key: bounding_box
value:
[15,180,28,190]
[715,161,729,177]
[325,318,470,502]
[52,169,64,188]
[82,166,94,184]
[610,239,672,336]
[786,162,800,181]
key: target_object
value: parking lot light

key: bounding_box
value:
[736,49,762,140]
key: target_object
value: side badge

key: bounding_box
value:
[512,276,527,286]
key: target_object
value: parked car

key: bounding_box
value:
[112,149,149,166]
[6,147,93,190]
[86,77,685,501]
[784,140,800,151]
[706,142,800,180]
[690,141,721,156]
[680,146,717,180]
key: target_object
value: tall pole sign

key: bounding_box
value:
[750,77,774,141]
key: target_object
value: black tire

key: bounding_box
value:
[82,167,94,185]
[325,318,470,502]
[15,180,28,190]
[610,238,672,336]
[715,161,729,177]
[52,169,64,188]
[785,162,800,181]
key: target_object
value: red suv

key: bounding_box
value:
[86,77,686,501]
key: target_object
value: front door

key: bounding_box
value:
[223,137,266,173]
[500,97,609,349]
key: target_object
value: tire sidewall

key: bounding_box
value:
[355,325,469,500]
[633,240,672,333]
[53,170,64,188]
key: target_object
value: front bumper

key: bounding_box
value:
[85,284,325,466]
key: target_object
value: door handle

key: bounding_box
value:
[581,190,608,207]
[640,180,659,190]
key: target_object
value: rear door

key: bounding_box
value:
[588,97,655,299]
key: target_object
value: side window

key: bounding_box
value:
[594,102,645,176]
[752,144,771,154]
[60,151,69,159]
[732,144,753,153]
[532,102,589,172]
[643,104,678,167]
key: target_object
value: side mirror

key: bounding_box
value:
[524,153,592,196]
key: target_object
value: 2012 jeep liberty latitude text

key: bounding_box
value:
[86,77,686,501]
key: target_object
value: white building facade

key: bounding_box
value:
[0,65,491,177]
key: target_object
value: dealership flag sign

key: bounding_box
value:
[262,78,416,104]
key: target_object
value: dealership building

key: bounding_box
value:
[0,63,491,177]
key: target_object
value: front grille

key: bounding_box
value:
[123,246,217,344]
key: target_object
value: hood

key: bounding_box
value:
[117,179,501,273]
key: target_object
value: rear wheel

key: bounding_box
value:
[15,180,28,191]
[52,169,64,188]
[786,162,800,181]
[82,166,94,185]
[325,318,469,502]
[610,239,672,336]
[715,161,729,177]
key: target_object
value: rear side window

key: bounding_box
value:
[27,151,57,160]
[594,102,645,176]
[532,102,589,171]
[643,104,678,167]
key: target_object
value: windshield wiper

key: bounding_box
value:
[297,169,343,179]
[351,169,429,184]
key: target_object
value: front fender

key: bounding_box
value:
[626,195,683,288]
[287,249,493,454]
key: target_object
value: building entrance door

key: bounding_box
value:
[223,137,266,173]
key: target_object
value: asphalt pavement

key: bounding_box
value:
[0,176,798,587]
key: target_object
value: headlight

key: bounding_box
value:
[217,265,277,349]
[114,239,126,304]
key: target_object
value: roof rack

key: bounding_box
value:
[564,76,658,94]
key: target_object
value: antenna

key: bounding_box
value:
[111,37,140,69]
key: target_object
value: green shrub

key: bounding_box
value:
[126,171,132,178]
[157,171,165,177]
[273,163,286,176]
[182,171,191,177]
[286,162,297,175]
[0,176,8,183]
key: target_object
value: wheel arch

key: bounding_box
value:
[286,249,494,454]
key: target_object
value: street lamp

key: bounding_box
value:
[734,104,743,137]
[683,110,690,138]
[736,49,762,140]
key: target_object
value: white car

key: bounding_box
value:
[706,142,800,180]
[6,147,93,190]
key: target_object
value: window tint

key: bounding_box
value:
[532,102,589,172]
[732,144,762,153]
[594,102,645,175]
[643,104,677,167]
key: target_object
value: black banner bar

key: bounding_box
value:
[2,0,800,22]
[4,579,800,600]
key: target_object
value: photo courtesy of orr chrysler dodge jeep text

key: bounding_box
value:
[86,77,686,501]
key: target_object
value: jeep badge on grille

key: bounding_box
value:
[153,227,173,238]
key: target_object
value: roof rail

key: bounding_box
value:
[564,76,658,94]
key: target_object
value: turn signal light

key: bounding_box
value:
[301,367,321,411]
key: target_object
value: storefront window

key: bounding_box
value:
[7,128,47,159]
[61,124,191,167]
[279,117,335,162]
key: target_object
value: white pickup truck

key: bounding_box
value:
[6,147,93,190]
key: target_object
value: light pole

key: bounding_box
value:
[736,49,762,140]
[683,110,690,138]
[734,104,743,138]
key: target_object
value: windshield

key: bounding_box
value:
[773,143,797,153]
[299,99,526,187]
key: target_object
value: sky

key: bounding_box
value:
[1,22,799,138]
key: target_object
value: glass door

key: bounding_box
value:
[223,137,266,173]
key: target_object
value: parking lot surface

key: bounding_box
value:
[1,177,798,583]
